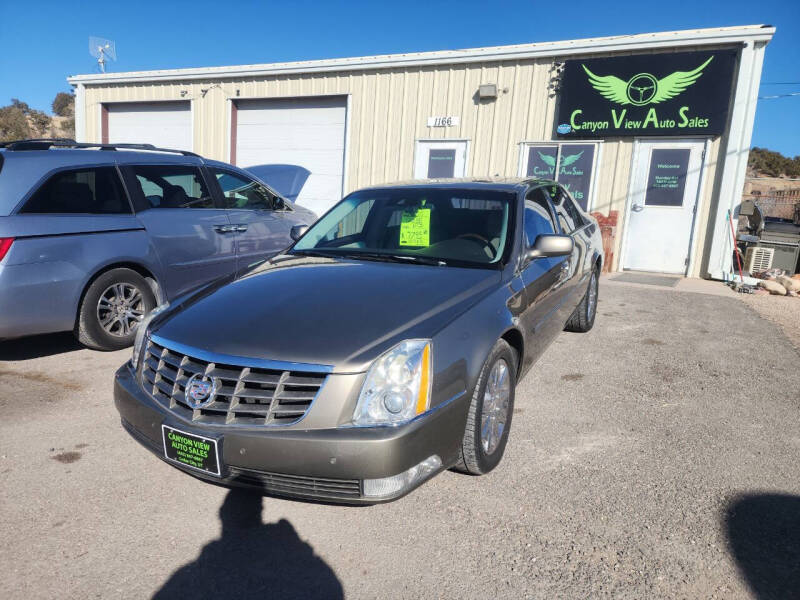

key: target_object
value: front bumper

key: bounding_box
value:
[114,364,468,504]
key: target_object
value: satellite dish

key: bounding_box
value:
[89,37,117,73]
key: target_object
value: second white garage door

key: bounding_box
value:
[235,97,347,215]
[106,102,192,152]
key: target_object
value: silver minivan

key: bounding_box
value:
[0,140,317,350]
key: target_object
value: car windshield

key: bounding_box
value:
[291,188,514,268]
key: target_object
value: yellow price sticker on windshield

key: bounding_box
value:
[399,208,431,246]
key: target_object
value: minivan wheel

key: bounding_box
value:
[565,266,599,333]
[76,268,156,351]
[454,339,517,475]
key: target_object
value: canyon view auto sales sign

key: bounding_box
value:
[556,49,737,138]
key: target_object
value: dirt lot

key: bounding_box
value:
[1,281,798,599]
[738,291,800,351]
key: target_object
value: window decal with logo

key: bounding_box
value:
[556,50,737,138]
[525,143,597,211]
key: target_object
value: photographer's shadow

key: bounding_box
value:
[725,493,800,599]
[153,488,343,600]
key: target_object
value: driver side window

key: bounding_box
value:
[523,188,556,247]
[212,169,279,211]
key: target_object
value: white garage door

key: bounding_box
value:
[235,97,347,215]
[106,102,192,152]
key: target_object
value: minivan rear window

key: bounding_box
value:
[20,167,131,214]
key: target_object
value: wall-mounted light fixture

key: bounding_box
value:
[478,84,498,100]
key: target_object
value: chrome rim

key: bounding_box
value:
[97,283,144,337]
[587,272,598,319]
[481,359,511,455]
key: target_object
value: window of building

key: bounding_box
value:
[21,167,130,214]
[520,142,599,211]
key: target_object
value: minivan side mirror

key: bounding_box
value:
[525,234,574,261]
[290,225,309,241]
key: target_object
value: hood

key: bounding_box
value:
[153,255,500,372]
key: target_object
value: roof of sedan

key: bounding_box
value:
[362,177,553,192]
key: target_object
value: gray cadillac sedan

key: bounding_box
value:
[114,178,602,503]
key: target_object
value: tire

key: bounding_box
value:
[454,339,517,475]
[76,268,157,351]
[565,266,599,333]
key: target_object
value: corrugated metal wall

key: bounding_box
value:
[81,53,724,275]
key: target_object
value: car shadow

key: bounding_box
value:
[0,332,84,361]
[724,493,800,599]
[152,488,344,600]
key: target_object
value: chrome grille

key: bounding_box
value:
[141,338,327,426]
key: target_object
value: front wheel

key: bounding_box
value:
[565,266,599,333]
[454,339,517,475]
[76,268,156,351]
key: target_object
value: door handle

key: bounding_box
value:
[214,224,237,233]
[233,224,248,232]
[631,204,644,212]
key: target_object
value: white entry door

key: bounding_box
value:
[414,140,468,179]
[623,140,705,274]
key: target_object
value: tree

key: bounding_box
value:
[52,92,74,117]
[0,104,31,141]
[749,147,800,178]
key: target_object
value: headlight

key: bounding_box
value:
[352,339,432,426]
[131,303,169,369]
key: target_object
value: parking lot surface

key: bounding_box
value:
[1,279,798,599]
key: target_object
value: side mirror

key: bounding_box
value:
[290,225,309,241]
[526,234,574,260]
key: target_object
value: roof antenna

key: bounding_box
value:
[89,37,117,73]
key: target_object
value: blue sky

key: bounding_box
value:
[1,0,797,156]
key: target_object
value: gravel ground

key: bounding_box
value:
[1,282,799,599]
[738,291,800,351]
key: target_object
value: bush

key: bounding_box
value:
[0,105,31,141]
[52,92,74,117]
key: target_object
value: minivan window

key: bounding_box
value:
[20,167,130,214]
[131,165,214,209]
[523,188,556,247]
[211,169,278,210]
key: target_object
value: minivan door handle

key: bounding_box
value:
[214,224,237,233]
[233,224,248,232]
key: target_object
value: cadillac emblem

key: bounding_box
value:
[184,373,218,409]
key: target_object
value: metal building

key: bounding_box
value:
[68,25,775,279]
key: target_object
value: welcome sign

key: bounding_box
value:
[556,50,737,138]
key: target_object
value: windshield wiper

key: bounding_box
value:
[292,248,447,266]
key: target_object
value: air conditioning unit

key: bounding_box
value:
[744,246,774,274]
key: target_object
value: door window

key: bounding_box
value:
[21,167,130,214]
[548,186,586,233]
[414,141,468,179]
[212,169,279,210]
[523,188,556,247]
[131,165,214,209]
[644,149,691,207]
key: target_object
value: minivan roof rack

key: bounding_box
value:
[1,139,200,157]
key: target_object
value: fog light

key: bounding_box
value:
[362,455,442,498]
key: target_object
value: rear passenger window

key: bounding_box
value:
[523,188,556,247]
[21,167,130,214]
[131,165,214,209]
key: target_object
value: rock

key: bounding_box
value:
[777,275,800,292]
[759,280,787,295]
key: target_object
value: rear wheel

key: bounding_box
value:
[76,268,156,351]
[454,339,517,475]
[565,266,599,333]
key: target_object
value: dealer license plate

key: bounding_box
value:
[162,425,221,477]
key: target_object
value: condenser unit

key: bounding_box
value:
[744,246,774,274]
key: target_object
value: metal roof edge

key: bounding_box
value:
[67,25,775,86]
